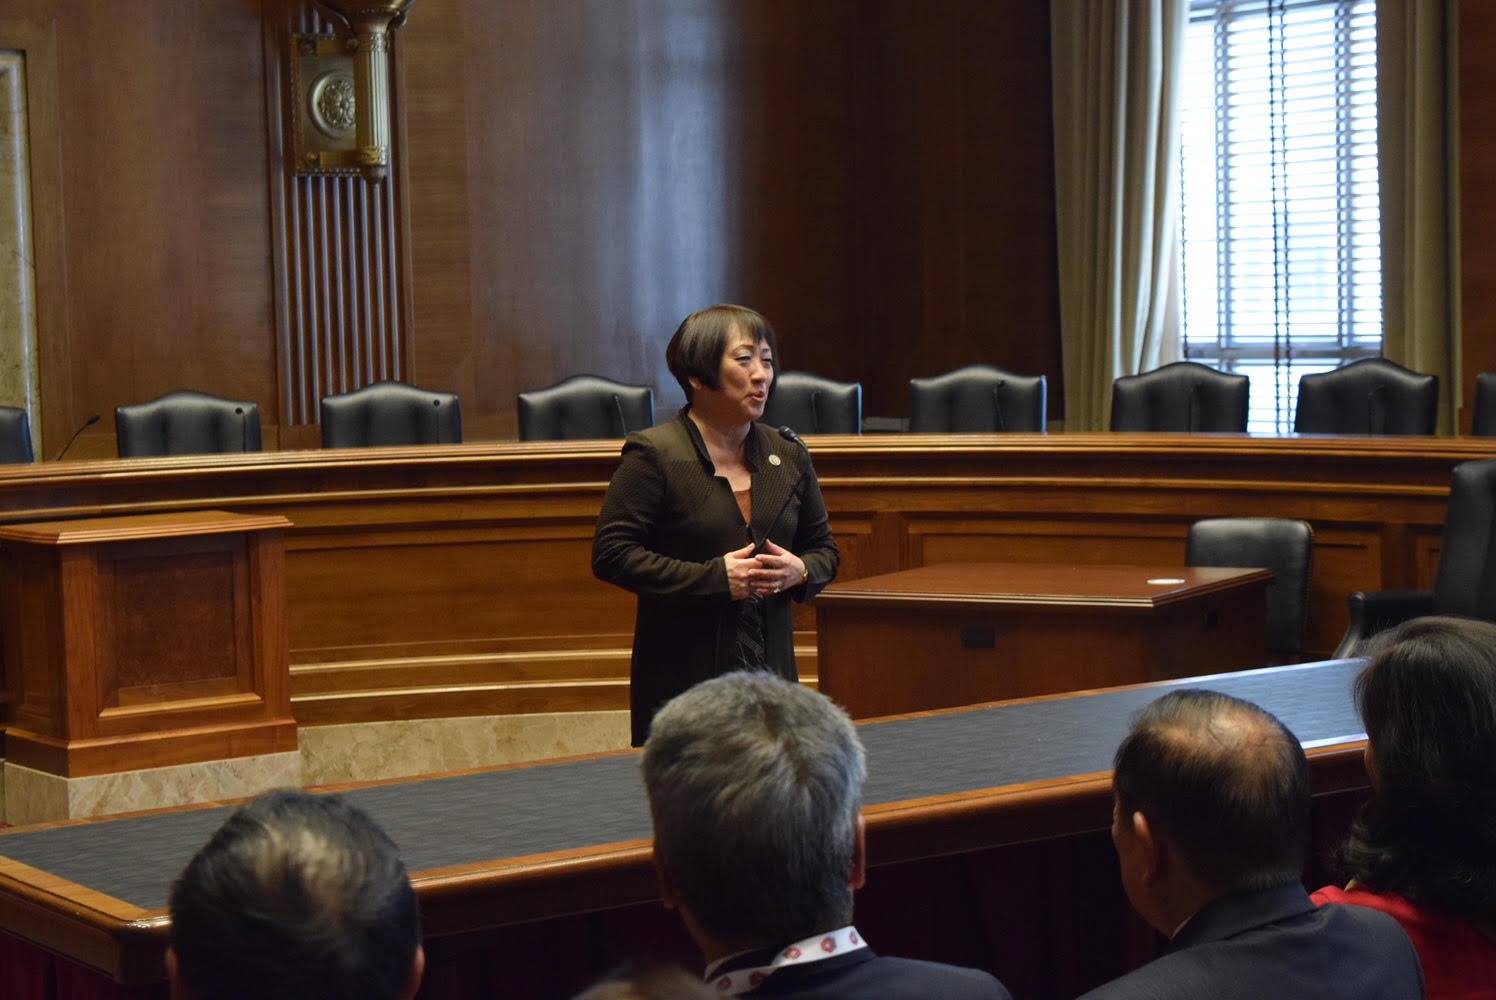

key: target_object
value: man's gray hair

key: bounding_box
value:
[642,671,868,947]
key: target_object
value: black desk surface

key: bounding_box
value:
[0,659,1365,913]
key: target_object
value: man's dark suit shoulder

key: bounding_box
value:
[1078,898,1423,1000]
[748,951,1011,999]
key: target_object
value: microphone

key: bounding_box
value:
[810,389,823,434]
[991,383,1007,432]
[754,427,811,553]
[53,414,100,462]
[612,394,628,437]
[1187,381,1201,432]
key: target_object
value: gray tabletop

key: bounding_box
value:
[0,659,1364,911]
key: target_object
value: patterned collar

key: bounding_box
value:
[704,927,868,996]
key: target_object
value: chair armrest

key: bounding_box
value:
[1333,589,1439,658]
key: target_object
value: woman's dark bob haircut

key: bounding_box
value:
[1340,615,1496,923]
[665,304,778,404]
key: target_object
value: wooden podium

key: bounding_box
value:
[815,562,1272,718]
[0,511,296,778]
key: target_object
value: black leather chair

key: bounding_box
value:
[1294,358,1439,436]
[1334,459,1496,657]
[1471,372,1496,436]
[1111,362,1249,432]
[1187,518,1314,656]
[761,371,862,435]
[908,365,1047,433]
[115,391,262,457]
[321,381,462,448]
[517,375,653,441]
[0,407,34,464]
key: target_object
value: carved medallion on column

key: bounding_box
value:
[290,1,417,181]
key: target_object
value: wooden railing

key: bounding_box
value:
[0,432,1486,725]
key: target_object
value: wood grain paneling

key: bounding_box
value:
[0,513,294,776]
[850,0,1063,418]
[0,434,1472,726]
[10,0,1496,454]
[816,567,1269,718]
[0,1,410,457]
[0,2,1060,443]
[1,2,278,459]
[106,548,242,692]
[402,1,856,438]
[402,0,1061,435]
[285,525,633,648]
[267,1,410,436]
[911,518,1187,568]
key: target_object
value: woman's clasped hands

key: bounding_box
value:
[723,539,807,601]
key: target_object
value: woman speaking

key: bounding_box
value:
[592,304,839,745]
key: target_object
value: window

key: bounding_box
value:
[1178,0,1380,434]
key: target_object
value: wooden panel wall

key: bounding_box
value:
[401,1,863,438]
[13,2,1496,447]
[0,434,1473,727]
[2,2,277,459]
[12,1,1064,450]
[401,1,1062,435]
[849,0,1064,418]
[267,1,411,445]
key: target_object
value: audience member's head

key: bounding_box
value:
[572,962,717,1000]
[642,671,868,957]
[168,789,423,1000]
[1111,689,1310,934]
[1341,616,1496,924]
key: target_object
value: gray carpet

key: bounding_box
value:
[0,659,1364,911]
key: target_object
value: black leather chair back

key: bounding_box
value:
[0,407,34,464]
[321,381,462,448]
[116,391,262,458]
[761,371,862,435]
[908,365,1047,433]
[517,375,653,441]
[1186,518,1315,655]
[1472,373,1496,437]
[1111,362,1249,432]
[1433,459,1496,620]
[1294,358,1438,435]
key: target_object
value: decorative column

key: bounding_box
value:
[314,1,416,181]
[275,1,415,438]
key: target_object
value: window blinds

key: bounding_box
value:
[1178,0,1380,434]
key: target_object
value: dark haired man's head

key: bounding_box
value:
[168,790,423,1000]
[642,671,868,961]
[1343,616,1496,922]
[665,304,779,404]
[1111,689,1310,934]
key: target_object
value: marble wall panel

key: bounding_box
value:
[1,713,632,825]
[299,711,631,786]
[0,53,39,449]
[4,751,302,826]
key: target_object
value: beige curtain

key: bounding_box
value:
[1051,0,1188,432]
[1379,0,1459,434]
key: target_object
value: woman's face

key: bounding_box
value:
[699,326,774,424]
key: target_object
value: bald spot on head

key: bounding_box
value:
[1113,689,1311,894]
